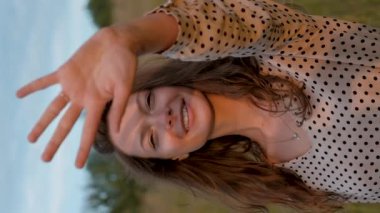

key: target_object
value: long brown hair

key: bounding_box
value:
[95,56,344,212]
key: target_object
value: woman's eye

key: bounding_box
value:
[149,132,156,150]
[146,90,154,110]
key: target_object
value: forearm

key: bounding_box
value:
[108,13,179,56]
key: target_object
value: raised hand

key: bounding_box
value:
[16,28,137,168]
[16,12,178,168]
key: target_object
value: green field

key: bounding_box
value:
[290,0,380,27]
[86,0,380,212]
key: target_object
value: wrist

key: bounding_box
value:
[95,26,140,55]
[108,13,178,56]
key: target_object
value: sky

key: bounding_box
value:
[0,0,96,212]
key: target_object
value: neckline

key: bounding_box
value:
[264,112,313,164]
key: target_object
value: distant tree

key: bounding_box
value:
[87,0,113,28]
[86,151,147,213]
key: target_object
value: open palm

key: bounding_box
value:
[16,29,136,168]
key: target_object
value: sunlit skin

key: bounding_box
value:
[111,87,214,159]
[16,13,179,168]
[109,86,312,162]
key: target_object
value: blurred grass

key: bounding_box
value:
[87,0,380,212]
[290,0,380,27]
[87,0,112,27]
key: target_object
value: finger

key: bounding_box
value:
[108,85,131,135]
[75,102,105,168]
[28,94,69,142]
[41,104,82,162]
[16,72,58,98]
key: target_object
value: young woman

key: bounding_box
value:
[95,57,340,212]
[17,0,379,211]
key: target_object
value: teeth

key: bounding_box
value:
[182,102,189,131]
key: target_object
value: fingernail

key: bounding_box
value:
[41,153,51,162]
[16,91,22,98]
[27,134,36,143]
[75,161,84,169]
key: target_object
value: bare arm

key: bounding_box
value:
[16,12,179,168]
[109,12,179,56]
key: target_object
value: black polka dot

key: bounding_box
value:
[153,0,380,202]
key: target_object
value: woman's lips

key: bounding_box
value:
[184,98,193,133]
[181,99,189,133]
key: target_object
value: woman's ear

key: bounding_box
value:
[171,153,189,161]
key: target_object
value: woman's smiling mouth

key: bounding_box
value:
[181,98,189,133]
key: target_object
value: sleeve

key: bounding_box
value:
[146,0,318,61]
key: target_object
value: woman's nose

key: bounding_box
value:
[154,108,175,129]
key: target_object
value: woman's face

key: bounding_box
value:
[111,86,214,159]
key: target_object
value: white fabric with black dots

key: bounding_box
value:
[148,0,380,202]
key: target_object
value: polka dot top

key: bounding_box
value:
[147,0,380,202]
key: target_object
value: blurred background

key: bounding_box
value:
[1,0,379,212]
